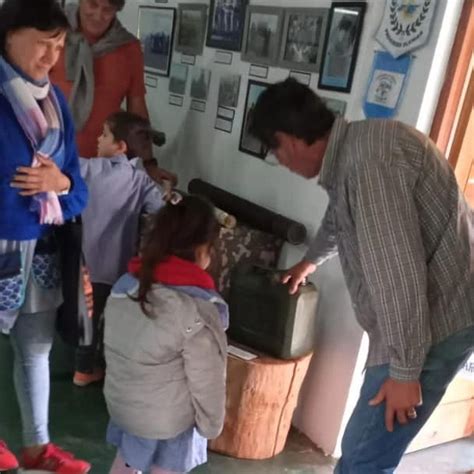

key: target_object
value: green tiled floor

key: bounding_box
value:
[0,334,336,474]
[1,334,472,473]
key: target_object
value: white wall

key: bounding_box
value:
[120,0,462,456]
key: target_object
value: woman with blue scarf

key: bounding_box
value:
[0,0,89,472]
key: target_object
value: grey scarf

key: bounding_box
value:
[65,4,136,131]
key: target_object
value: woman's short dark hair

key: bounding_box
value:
[108,0,126,11]
[106,111,152,160]
[0,0,69,55]
[248,78,335,149]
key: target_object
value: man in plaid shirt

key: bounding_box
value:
[250,78,474,473]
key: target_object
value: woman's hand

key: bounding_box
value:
[11,155,70,196]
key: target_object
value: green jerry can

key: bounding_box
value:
[228,264,319,360]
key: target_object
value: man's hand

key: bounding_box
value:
[11,155,70,196]
[369,378,422,432]
[143,161,178,187]
[281,260,317,294]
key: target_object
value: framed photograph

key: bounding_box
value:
[145,75,158,88]
[169,94,184,107]
[217,106,235,120]
[289,70,311,85]
[318,2,367,92]
[241,6,284,66]
[278,8,328,73]
[239,80,269,159]
[138,6,176,77]
[215,50,233,64]
[176,3,208,56]
[190,68,211,101]
[168,63,188,95]
[206,0,248,51]
[215,117,233,133]
[191,99,206,112]
[322,97,347,116]
[218,73,241,108]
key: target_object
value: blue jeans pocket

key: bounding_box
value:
[0,250,24,311]
[32,236,61,290]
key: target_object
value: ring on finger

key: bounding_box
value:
[407,407,417,419]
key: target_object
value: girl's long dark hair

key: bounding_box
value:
[135,195,219,315]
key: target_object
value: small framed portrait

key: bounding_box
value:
[322,97,347,116]
[241,6,284,66]
[218,73,241,108]
[190,68,212,101]
[176,3,208,56]
[206,0,248,51]
[168,63,189,96]
[239,79,269,159]
[138,6,176,77]
[278,8,328,73]
[318,2,367,93]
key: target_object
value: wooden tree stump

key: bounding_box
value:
[209,350,313,460]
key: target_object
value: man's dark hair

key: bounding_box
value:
[0,0,69,55]
[106,111,152,160]
[248,78,335,149]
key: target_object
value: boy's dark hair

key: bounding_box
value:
[0,0,70,55]
[106,111,152,160]
[248,78,335,150]
[135,195,220,316]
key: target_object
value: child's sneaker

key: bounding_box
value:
[0,440,19,471]
[19,443,90,474]
[73,368,104,387]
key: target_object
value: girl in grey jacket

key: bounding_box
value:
[103,196,228,474]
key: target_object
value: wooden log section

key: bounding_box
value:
[209,351,313,460]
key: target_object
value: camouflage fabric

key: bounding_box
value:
[209,222,283,297]
[139,215,283,298]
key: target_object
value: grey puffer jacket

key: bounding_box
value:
[103,280,227,440]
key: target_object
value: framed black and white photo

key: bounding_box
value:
[138,6,176,77]
[190,68,212,101]
[322,97,347,116]
[168,63,188,96]
[241,6,284,66]
[206,0,248,51]
[279,8,328,73]
[176,3,208,56]
[239,80,269,159]
[318,2,366,93]
[218,73,241,108]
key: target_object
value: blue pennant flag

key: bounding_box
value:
[364,51,412,118]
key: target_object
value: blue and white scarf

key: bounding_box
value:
[0,56,65,225]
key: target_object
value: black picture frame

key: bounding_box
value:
[176,3,208,56]
[239,79,269,159]
[137,6,176,77]
[206,0,248,51]
[318,2,366,93]
[241,6,284,66]
[278,8,328,73]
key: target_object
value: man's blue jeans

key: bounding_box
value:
[335,325,474,474]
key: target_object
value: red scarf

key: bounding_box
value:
[128,255,215,290]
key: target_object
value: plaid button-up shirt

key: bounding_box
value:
[306,118,474,381]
